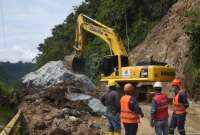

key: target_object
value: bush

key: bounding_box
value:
[185,8,200,99]
[0,81,10,97]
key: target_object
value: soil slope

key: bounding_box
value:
[129,0,200,79]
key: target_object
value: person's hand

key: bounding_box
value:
[150,119,155,128]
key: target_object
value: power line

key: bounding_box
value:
[0,0,6,46]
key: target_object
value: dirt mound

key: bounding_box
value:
[20,60,106,135]
[129,0,200,79]
[20,81,106,135]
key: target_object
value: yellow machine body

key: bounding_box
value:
[101,66,175,83]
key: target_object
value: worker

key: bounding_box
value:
[150,82,169,135]
[169,79,189,135]
[120,83,144,135]
[100,80,121,135]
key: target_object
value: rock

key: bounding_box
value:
[63,55,74,70]
[49,128,67,135]
[54,111,64,119]
[24,94,38,102]
[34,121,47,130]
[65,128,72,135]
[63,108,81,117]
[74,124,100,135]
[41,107,51,113]
[69,116,79,122]
[33,99,41,106]
[66,93,92,101]
[44,115,54,121]
[43,109,63,121]
[52,118,69,130]
[22,60,96,92]
[89,123,101,130]
[88,98,106,115]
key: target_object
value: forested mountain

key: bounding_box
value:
[36,0,177,82]
[0,62,34,84]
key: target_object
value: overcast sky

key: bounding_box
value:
[0,0,82,63]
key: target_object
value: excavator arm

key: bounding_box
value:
[74,14,127,58]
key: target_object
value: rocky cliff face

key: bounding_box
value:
[129,0,200,79]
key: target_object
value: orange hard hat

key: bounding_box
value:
[124,83,134,92]
[172,79,182,86]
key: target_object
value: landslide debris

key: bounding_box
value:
[20,60,106,135]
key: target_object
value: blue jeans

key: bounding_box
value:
[169,112,186,135]
[106,112,121,132]
[155,120,168,135]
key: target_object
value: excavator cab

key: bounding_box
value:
[99,55,129,76]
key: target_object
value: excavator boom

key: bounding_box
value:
[74,13,127,57]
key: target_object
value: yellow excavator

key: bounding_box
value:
[72,13,175,87]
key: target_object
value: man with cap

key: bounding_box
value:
[100,80,121,135]
[169,79,189,135]
[150,81,169,135]
[120,83,144,135]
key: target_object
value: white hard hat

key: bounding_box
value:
[153,81,162,88]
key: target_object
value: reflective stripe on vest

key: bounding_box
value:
[120,95,140,123]
[173,93,186,114]
[157,104,168,110]
[153,93,169,121]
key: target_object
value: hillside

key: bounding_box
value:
[129,0,199,81]
[0,62,34,84]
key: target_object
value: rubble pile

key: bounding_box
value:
[20,60,106,135]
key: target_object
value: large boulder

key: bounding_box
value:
[66,93,106,115]
[22,60,95,92]
[88,98,106,115]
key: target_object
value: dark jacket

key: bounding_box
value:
[177,91,189,108]
[128,96,144,117]
[100,89,120,114]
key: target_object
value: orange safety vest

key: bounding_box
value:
[120,95,140,123]
[173,93,186,115]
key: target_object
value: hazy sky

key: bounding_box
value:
[0,0,82,62]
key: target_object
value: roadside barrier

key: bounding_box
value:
[0,110,22,135]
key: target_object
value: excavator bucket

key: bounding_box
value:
[72,56,85,73]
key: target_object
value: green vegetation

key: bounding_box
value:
[0,81,10,96]
[0,62,34,84]
[184,8,200,99]
[0,62,32,127]
[36,0,177,83]
[0,106,16,127]
[0,82,17,128]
